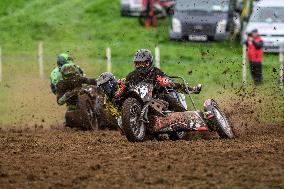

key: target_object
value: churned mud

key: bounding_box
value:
[0,121,283,189]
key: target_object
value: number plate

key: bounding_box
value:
[189,35,208,41]
[134,83,153,101]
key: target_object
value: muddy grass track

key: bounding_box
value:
[0,124,283,189]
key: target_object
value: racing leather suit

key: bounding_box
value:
[50,64,84,94]
[125,66,194,112]
[56,76,97,106]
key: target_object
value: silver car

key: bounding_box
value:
[121,0,143,16]
[244,0,284,52]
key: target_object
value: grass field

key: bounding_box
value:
[0,0,283,126]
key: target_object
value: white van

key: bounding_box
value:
[244,0,284,52]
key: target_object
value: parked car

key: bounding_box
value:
[170,0,241,41]
[243,0,284,52]
[121,0,143,16]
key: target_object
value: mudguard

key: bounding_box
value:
[203,99,216,120]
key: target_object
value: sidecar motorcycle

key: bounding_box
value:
[64,85,117,130]
[120,76,235,142]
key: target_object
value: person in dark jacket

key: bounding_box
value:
[246,29,264,85]
[50,53,84,94]
[101,49,201,112]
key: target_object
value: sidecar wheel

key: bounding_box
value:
[210,100,234,139]
[169,131,188,141]
[78,94,97,130]
[64,110,77,128]
[122,98,146,142]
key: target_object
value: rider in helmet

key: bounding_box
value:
[97,72,127,110]
[125,49,201,111]
[97,72,127,99]
[50,53,84,94]
[98,49,201,112]
[55,63,97,106]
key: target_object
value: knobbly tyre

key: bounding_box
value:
[63,85,117,130]
[109,76,234,142]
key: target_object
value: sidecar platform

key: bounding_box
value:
[153,111,209,133]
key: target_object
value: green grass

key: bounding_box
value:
[0,0,283,126]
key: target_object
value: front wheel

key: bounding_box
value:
[206,100,234,139]
[122,98,146,142]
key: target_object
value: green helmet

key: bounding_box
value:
[60,63,79,79]
[57,53,73,68]
[50,67,62,85]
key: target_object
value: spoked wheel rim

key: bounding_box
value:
[213,107,234,138]
[129,104,145,139]
[87,102,94,121]
[176,131,186,138]
[85,101,96,130]
[87,104,93,122]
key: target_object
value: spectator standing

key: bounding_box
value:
[246,29,264,85]
[142,0,158,27]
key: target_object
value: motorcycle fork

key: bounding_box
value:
[139,102,151,124]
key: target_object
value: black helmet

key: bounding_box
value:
[97,72,117,97]
[133,49,153,69]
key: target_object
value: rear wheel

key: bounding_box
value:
[64,110,77,128]
[122,98,146,142]
[210,100,234,139]
[78,94,97,130]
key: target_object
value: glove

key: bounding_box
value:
[115,79,126,98]
[57,95,67,105]
[57,90,78,106]
[50,83,57,94]
[65,89,79,99]
[192,84,202,94]
[157,75,171,87]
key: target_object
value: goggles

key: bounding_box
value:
[135,61,149,68]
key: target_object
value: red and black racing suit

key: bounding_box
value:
[125,67,191,112]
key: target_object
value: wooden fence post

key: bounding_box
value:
[0,46,2,82]
[38,41,44,79]
[155,46,160,68]
[279,44,284,89]
[242,44,247,86]
[106,47,112,72]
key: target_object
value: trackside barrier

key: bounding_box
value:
[38,41,44,79]
[11,44,284,89]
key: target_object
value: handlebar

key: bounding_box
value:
[168,76,198,111]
